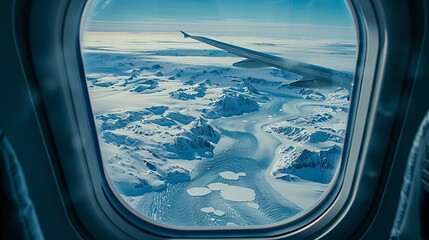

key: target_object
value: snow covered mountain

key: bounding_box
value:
[299,89,326,100]
[266,122,343,144]
[203,91,260,118]
[189,118,220,143]
[273,145,342,184]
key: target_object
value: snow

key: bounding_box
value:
[131,83,157,93]
[219,171,247,180]
[243,81,260,94]
[101,131,140,146]
[97,110,148,131]
[220,186,256,202]
[187,187,212,196]
[299,88,326,100]
[200,206,226,217]
[169,89,196,100]
[204,91,260,118]
[266,123,342,144]
[189,118,220,143]
[164,135,214,159]
[146,106,168,115]
[247,202,260,209]
[226,222,238,227]
[266,176,327,209]
[207,182,229,191]
[165,112,195,125]
[81,31,356,227]
[213,210,226,216]
[200,207,215,213]
[99,142,190,196]
[149,117,177,127]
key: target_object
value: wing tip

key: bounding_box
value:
[180,31,190,38]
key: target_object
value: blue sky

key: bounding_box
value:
[85,0,356,40]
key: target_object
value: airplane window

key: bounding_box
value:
[81,0,357,228]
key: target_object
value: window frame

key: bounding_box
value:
[23,0,423,238]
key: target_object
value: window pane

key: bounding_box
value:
[82,0,357,228]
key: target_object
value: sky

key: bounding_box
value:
[84,0,356,40]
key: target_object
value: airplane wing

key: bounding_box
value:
[180,31,353,89]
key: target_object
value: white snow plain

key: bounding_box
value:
[81,32,356,227]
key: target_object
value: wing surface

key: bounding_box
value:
[180,31,353,89]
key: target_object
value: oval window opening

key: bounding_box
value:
[81,0,358,228]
